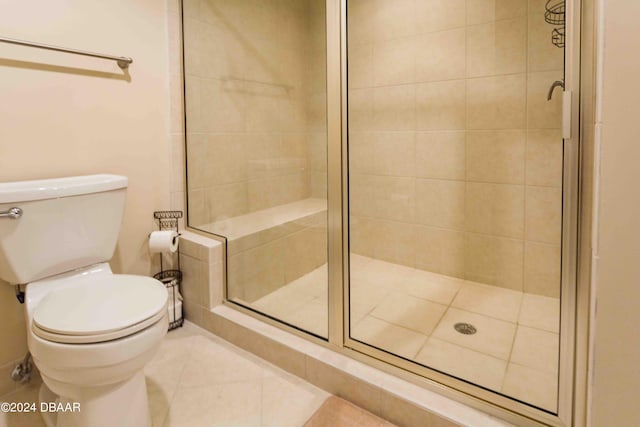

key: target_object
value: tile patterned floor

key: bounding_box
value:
[249,254,560,412]
[0,322,329,427]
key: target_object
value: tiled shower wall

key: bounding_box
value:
[348,0,564,297]
[182,0,327,226]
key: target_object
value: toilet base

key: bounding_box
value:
[41,370,151,427]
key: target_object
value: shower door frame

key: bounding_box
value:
[328,0,587,426]
[194,0,592,424]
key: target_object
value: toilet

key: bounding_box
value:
[0,174,168,427]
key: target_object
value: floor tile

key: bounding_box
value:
[510,326,559,374]
[400,269,463,305]
[163,382,262,427]
[452,282,523,322]
[431,308,517,360]
[416,338,507,391]
[351,315,428,359]
[262,372,328,427]
[0,383,45,427]
[286,298,328,337]
[519,294,560,333]
[502,363,558,413]
[178,335,264,388]
[370,293,447,335]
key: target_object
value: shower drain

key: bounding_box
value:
[454,322,477,335]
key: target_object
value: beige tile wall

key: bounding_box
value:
[182,0,328,226]
[349,0,564,297]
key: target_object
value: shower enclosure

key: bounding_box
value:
[182,0,579,425]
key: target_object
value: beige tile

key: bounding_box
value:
[415,227,466,278]
[527,71,563,129]
[184,77,202,132]
[351,0,416,43]
[466,18,527,77]
[415,29,466,82]
[368,220,417,267]
[414,0,466,33]
[528,0,565,72]
[348,43,374,89]
[464,233,524,290]
[178,254,206,307]
[415,131,466,180]
[466,130,526,184]
[373,37,416,86]
[349,215,377,259]
[349,132,416,177]
[145,335,194,426]
[525,186,562,244]
[351,315,428,359]
[370,293,447,335]
[227,239,285,302]
[178,336,264,388]
[373,85,416,131]
[401,269,464,305]
[524,242,561,297]
[205,134,250,185]
[262,374,327,427]
[378,393,460,427]
[303,357,382,417]
[185,133,206,189]
[510,326,560,374]
[350,262,398,309]
[416,80,466,131]
[200,78,246,132]
[452,282,523,322]
[465,182,525,239]
[416,338,507,391]
[0,383,46,427]
[415,179,465,230]
[502,363,558,412]
[519,294,560,333]
[204,182,248,222]
[163,382,261,427]
[350,174,415,222]
[282,226,327,284]
[467,74,526,129]
[286,298,328,338]
[186,189,206,226]
[526,129,563,187]
[431,308,517,360]
[466,0,527,25]
[348,88,375,131]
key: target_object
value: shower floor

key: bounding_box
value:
[249,254,560,413]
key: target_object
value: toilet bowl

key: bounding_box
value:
[0,175,168,427]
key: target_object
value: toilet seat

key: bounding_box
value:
[32,275,168,344]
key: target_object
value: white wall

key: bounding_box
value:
[0,0,170,394]
[590,0,640,425]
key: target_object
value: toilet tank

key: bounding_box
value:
[0,175,128,284]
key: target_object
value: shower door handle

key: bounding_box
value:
[547,80,565,100]
[0,207,23,219]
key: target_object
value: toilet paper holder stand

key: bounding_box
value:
[152,210,184,331]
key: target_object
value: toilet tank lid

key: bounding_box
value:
[0,174,127,203]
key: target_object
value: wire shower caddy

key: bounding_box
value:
[152,210,184,330]
[545,0,566,48]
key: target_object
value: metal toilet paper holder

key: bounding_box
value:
[152,210,184,331]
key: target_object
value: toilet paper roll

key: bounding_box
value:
[148,230,179,254]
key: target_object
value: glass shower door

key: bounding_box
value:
[346,0,566,413]
[182,0,329,338]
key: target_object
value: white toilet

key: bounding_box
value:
[0,174,169,427]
